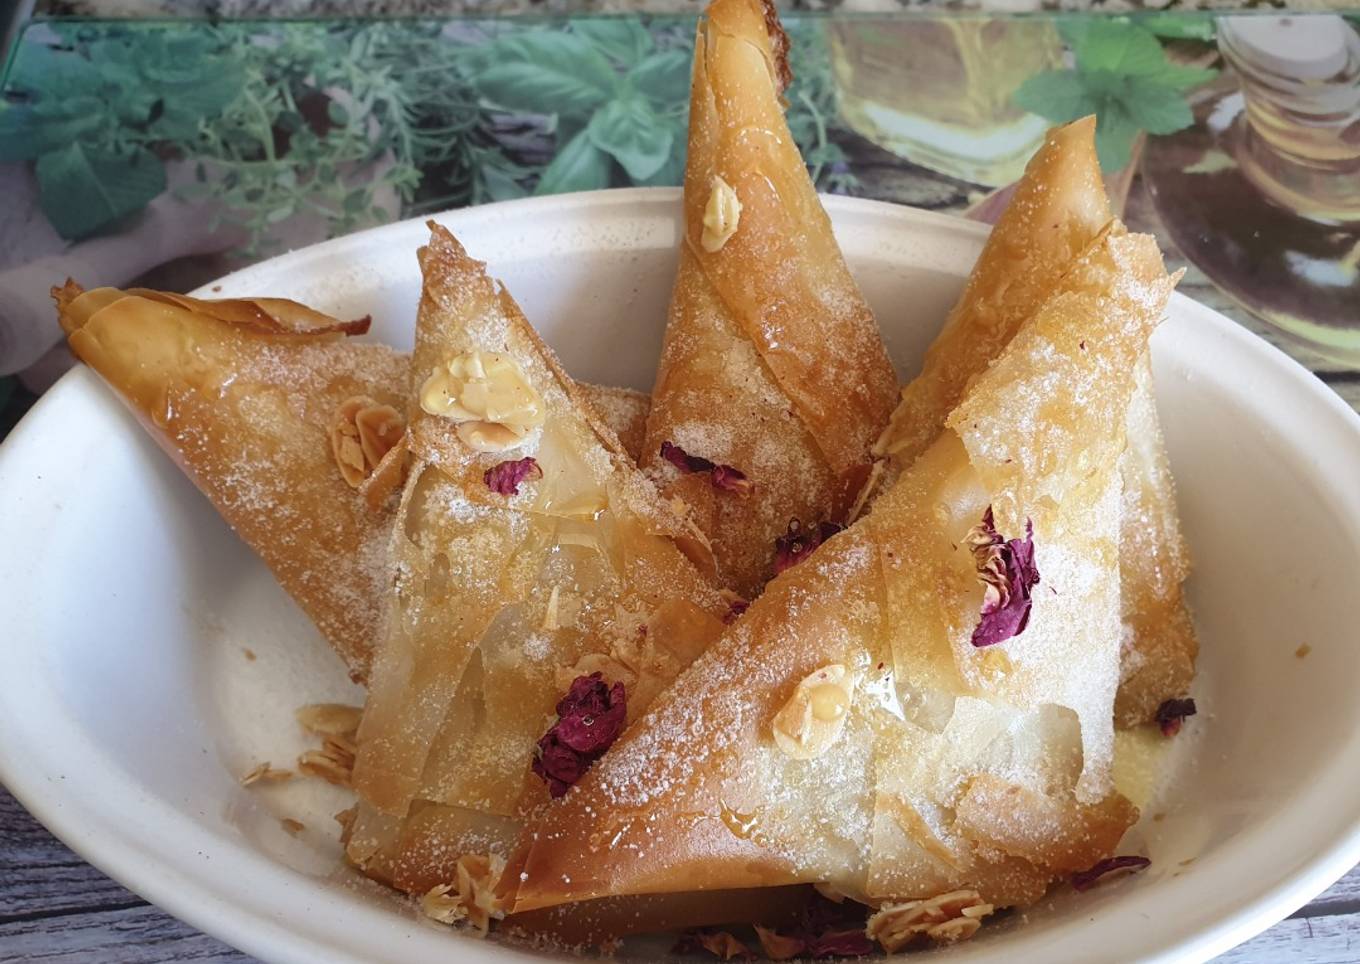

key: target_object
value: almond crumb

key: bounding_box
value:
[242,647,256,661]
[281,818,305,836]
[298,734,356,787]
[240,762,292,787]
[1296,643,1311,659]
[295,703,363,737]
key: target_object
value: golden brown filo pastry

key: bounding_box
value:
[55,281,407,683]
[868,117,1196,727]
[56,278,658,688]
[344,224,729,914]
[578,383,650,465]
[640,0,898,599]
[507,225,1179,925]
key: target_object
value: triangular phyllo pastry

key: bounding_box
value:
[508,225,1178,929]
[640,0,898,598]
[869,118,1196,727]
[55,282,407,682]
[344,224,730,911]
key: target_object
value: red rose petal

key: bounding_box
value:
[661,441,751,495]
[968,506,1040,648]
[773,519,844,575]
[483,456,542,496]
[1155,697,1197,737]
[723,598,750,625]
[1072,855,1151,891]
[711,464,753,494]
[532,673,627,798]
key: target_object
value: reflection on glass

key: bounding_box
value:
[1218,16,1360,223]
[827,19,1063,187]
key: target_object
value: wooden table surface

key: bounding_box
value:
[4,153,1360,961]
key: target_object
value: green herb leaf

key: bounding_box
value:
[1140,14,1217,42]
[626,49,692,108]
[570,19,653,66]
[586,96,673,181]
[35,143,167,240]
[6,44,103,99]
[0,102,105,162]
[1019,20,1212,171]
[1094,109,1141,172]
[1013,70,1099,124]
[634,120,687,186]
[1119,77,1194,134]
[1062,20,1169,76]
[470,32,618,120]
[534,128,614,196]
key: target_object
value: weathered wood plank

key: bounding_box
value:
[1215,913,1360,963]
[0,904,254,963]
[1292,863,1360,917]
[0,789,144,919]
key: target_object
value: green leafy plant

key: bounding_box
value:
[0,16,857,252]
[0,28,243,239]
[1014,20,1216,171]
[463,19,691,195]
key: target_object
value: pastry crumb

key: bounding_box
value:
[281,818,305,835]
[1296,643,1311,659]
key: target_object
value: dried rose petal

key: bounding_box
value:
[661,440,717,474]
[723,598,750,625]
[661,441,752,496]
[1071,855,1151,891]
[484,456,542,496]
[773,520,844,575]
[532,673,627,798]
[966,506,1040,648]
[807,929,876,958]
[745,889,874,959]
[1155,697,1197,737]
[711,464,753,494]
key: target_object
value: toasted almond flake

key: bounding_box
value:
[926,917,982,943]
[542,585,561,633]
[772,664,857,760]
[866,890,993,952]
[240,762,292,787]
[753,925,803,960]
[701,176,742,253]
[329,396,405,488]
[298,735,356,788]
[281,818,305,836]
[419,351,544,453]
[556,531,601,550]
[295,703,363,737]
[420,854,507,935]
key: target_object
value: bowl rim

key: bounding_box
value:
[3,186,1360,964]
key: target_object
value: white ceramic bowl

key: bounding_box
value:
[3,188,1360,964]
